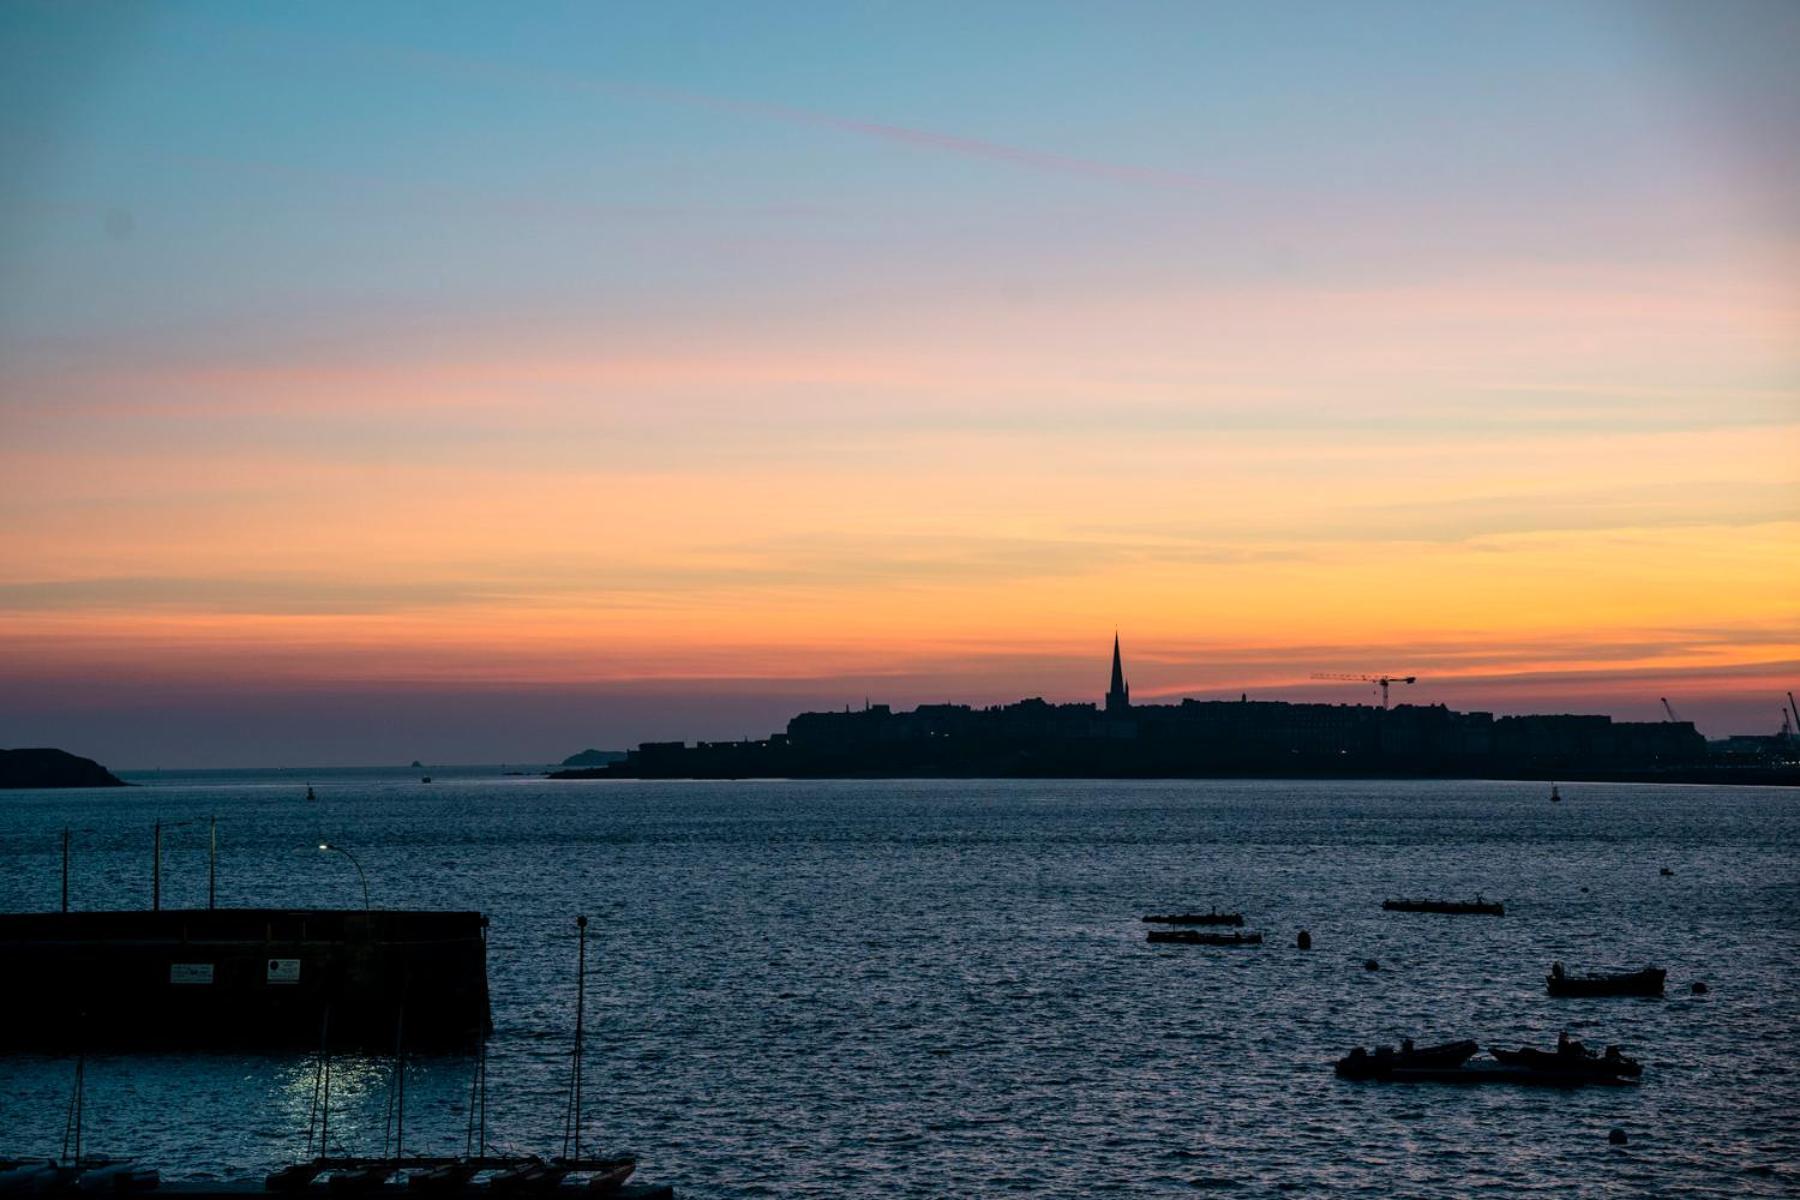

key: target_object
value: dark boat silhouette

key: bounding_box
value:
[327,1166,393,1193]
[1546,962,1665,997]
[1146,929,1262,946]
[1335,1037,1640,1086]
[0,1159,161,1194]
[487,1161,569,1194]
[1491,1039,1641,1079]
[1382,897,1504,915]
[406,1162,481,1193]
[246,918,651,1199]
[1335,1039,1479,1078]
[1140,910,1245,927]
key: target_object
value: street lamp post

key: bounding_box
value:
[150,816,215,912]
[318,843,371,910]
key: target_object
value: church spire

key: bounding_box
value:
[1107,632,1130,712]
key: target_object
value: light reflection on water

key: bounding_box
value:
[1,776,1796,1198]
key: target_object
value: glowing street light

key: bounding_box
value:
[318,842,371,910]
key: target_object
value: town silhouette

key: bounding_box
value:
[560,636,1734,782]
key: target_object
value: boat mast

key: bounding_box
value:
[562,915,588,1162]
[319,1011,332,1161]
[61,1052,85,1164]
[465,1030,488,1158]
[384,1004,406,1163]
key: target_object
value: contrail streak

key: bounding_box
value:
[277,27,1219,193]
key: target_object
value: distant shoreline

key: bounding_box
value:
[0,748,130,789]
[550,765,1799,787]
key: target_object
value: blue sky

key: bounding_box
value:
[2,2,1796,765]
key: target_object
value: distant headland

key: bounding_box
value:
[0,747,130,789]
[552,636,1798,785]
[560,748,627,768]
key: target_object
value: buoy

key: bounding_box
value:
[1660,867,1673,876]
[1580,886,1589,893]
[1692,980,1709,995]
[1608,1128,1628,1146]
[1297,930,1312,950]
[1364,958,1379,972]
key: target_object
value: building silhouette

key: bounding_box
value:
[570,634,1715,781]
[1106,633,1130,714]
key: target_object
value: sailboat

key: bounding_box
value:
[265,918,641,1196]
[0,1052,162,1195]
[550,915,637,1193]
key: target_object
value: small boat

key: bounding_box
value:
[408,1162,483,1192]
[1551,782,1561,803]
[566,1159,637,1194]
[1336,1058,1633,1086]
[71,1162,159,1194]
[1146,930,1262,946]
[0,1162,63,1194]
[488,1161,570,1194]
[264,1158,325,1187]
[1382,897,1504,916]
[1491,1038,1642,1079]
[1546,963,1665,997]
[1140,910,1245,927]
[421,776,432,784]
[248,921,658,1200]
[328,1166,395,1193]
[1335,1039,1479,1078]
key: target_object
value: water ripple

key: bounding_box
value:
[1,777,1796,1198]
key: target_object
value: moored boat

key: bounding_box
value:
[487,1162,568,1194]
[405,1164,480,1193]
[0,1162,66,1195]
[327,1168,393,1194]
[1335,1038,1479,1079]
[1337,1058,1634,1086]
[1145,930,1262,946]
[0,1161,159,1197]
[0,1163,671,1198]
[1546,962,1665,997]
[74,1163,161,1194]
[267,1165,325,1192]
[1335,1036,1641,1086]
[1491,1036,1641,1079]
[1381,897,1504,916]
[575,1161,636,1195]
[1140,910,1244,927]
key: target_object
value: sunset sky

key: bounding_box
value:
[3,2,1797,766]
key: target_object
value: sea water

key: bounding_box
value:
[1,776,1795,1198]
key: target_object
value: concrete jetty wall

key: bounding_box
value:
[0,909,490,1052]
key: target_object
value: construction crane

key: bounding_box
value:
[1312,673,1416,709]
[1788,692,1799,737]
[1660,697,1680,723]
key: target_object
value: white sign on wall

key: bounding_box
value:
[266,958,301,984]
[170,963,214,985]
